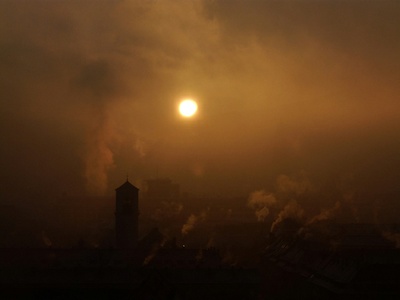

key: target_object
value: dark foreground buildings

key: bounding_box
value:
[0,180,260,299]
[260,221,400,299]
[1,180,400,299]
[2,224,400,299]
[0,247,260,299]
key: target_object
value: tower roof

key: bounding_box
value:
[115,180,139,191]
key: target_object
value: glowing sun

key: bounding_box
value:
[179,99,198,117]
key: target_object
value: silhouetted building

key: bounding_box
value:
[115,180,139,248]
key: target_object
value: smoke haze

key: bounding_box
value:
[1,0,400,220]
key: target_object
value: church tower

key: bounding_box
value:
[115,180,139,248]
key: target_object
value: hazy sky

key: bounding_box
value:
[1,0,400,203]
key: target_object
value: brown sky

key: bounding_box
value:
[1,0,400,204]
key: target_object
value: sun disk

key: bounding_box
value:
[179,99,198,117]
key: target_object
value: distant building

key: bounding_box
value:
[115,180,139,248]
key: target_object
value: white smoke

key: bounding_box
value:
[307,201,341,226]
[270,200,304,233]
[84,124,115,195]
[143,244,159,266]
[134,138,147,158]
[247,190,276,222]
[181,210,207,236]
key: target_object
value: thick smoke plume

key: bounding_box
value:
[73,59,124,195]
[306,201,341,226]
[255,173,311,232]
[270,200,304,233]
[181,211,207,236]
[247,190,276,222]
[84,122,115,195]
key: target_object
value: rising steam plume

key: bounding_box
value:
[270,200,304,233]
[181,211,207,236]
[74,60,122,195]
[247,190,276,222]
[84,122,115,195]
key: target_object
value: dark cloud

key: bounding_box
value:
[74,61,119,98]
